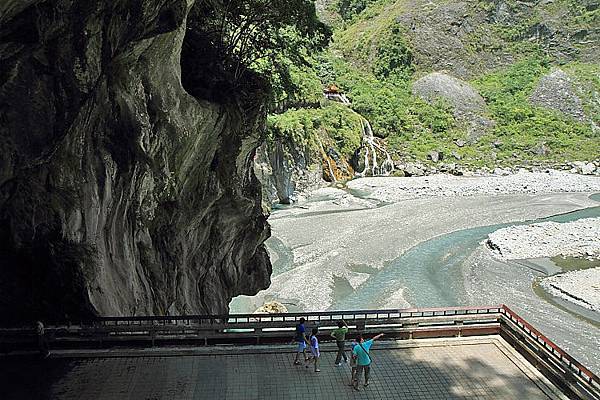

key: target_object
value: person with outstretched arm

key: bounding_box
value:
[352,332,385,391]
[330,319,349,366]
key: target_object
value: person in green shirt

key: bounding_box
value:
[330,320,349,366]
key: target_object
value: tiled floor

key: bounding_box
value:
[0,336,565,400]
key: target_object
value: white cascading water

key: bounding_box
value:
[324,89,394,177]
[358,118,394,177]
[317,136,337,182]
[325,92,352,105]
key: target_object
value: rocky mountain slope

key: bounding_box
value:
[261,0,599,202]
[334,0,600,78]
[0,0,274,322]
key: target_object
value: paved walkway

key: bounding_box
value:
[1,336,566,400]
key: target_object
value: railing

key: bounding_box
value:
[499,305,600,400]
[1,305,598,399]
[91,305,502,327]
[0,305,504,349]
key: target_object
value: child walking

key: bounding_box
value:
[306,327,321,372]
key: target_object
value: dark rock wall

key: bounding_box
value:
[0,0,271,323]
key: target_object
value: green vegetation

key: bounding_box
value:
[321,55,460,159]
[267,102,363,159]
[186,0,330,106]
[264,0,599,171]
[551,256,600,272]
[373,26,413,79]
[338,0,379,21]
[563,63,600,127]
[474,58,599,164]
[263,54,324,111]
[333,0,404,72]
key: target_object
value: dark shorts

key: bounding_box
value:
[356,364,370,375]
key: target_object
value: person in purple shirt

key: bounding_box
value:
[348,340,358,386]
[352,332,385,391]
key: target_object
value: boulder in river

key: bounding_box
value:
[428,150,443,163]
[254,301,288,314]
[572,161,597,175]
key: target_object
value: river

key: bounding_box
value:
[230,177,600,372]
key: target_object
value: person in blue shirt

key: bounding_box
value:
[352,332,385,391]
[293,318,310,365]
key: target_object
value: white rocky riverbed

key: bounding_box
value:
[541,268,600,313]
[486,217,600,313]
[346,170,600,201]
[487,218,600,261]
[231,171,600,372]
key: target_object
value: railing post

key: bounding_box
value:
[256,328,262,345]
[356,321,365,332]
[455,321,463,338]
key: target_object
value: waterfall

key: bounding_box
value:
[323,88,394,177]
[358,118,394,177]
[325,92,351,105]
[317,136,337,182]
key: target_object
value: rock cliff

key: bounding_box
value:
[254,140,325,205]
[0,0,271,323]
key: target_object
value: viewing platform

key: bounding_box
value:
[1,306,598,399]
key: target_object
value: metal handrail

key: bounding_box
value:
[500,305,600,388]
[89,305,502,326]
[1,305,597,388]
[1,305,597,399]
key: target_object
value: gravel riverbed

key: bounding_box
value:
[347,170,600,202]
[231,171,600,371]
[233,171,600,312]
[486,217,600,313]
[541,268,600,313]
[487,217,600,260]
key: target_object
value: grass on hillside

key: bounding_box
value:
[266,0,600,169]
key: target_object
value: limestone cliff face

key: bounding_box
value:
[0,0,271,323]
[254,139,325,205]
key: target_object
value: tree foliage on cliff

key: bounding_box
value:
[267,103,363,158]
[187,0,330,84]
[338,0,377,20]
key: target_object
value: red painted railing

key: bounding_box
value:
[1,304,598,397]
[500,304,599,387]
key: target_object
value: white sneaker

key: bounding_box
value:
[335,363,342,367]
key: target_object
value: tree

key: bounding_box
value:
[338,0,374,21]
[188,0,330,81]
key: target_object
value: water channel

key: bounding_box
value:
[231,191,600,371]
[330,193,600,313]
